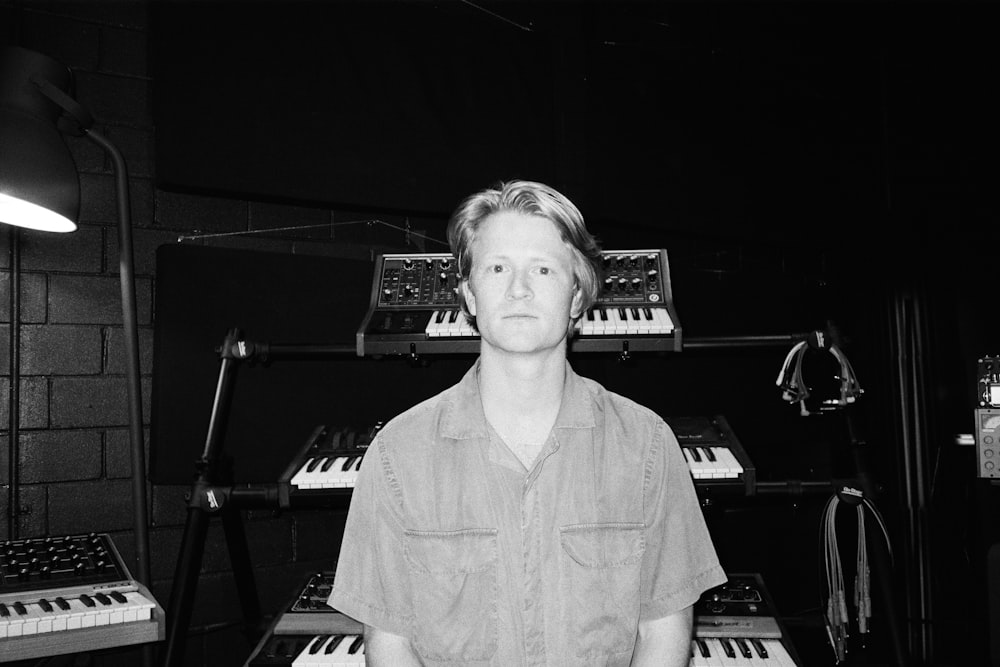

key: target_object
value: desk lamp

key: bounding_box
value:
[0,45,150,588]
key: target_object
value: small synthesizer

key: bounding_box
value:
[0,532,164,662]
[356,249,681,357]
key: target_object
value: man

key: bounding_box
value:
[330,180,726,666]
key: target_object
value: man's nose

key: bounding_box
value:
[506,269,533,299]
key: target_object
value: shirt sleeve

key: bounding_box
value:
[328,436,413,636]
[639,419,728,621]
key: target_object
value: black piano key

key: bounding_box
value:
[110,590,128,603]
[695,638,710,658]
[586,309,595,321]
[435,310,447,323]
[341,456,357,472]
[642,307,653,320]
[349,635,364,654]
[629,307,640,320]
[735,637,753,658]
[308,635,329,654]
[599,308,608,321]
[80,593,95,607]
[38,598,53,612]
[448,310,459,323]
[0,603,9,617]
[306,457,324,473]
[95,592,112,606]
[54,596,70,611]
[688,447,702,462]
[13,601,27,615]
[751,638,770,658]
[617,307,627,319]
[320,457,337,472]
[720,638,736,658]
[702,446,717,462]
[354,457,363,471]
[324,635,346,654]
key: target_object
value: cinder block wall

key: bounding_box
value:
[0,3,425,665]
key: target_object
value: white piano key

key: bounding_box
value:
[715,447,744,477]
[683,448,711,479]
[289,457,317,488]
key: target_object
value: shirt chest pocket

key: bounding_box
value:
[559,522,646,659]
[405,528,499,663]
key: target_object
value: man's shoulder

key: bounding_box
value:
[374,382,462,448]
[577,373,665,427]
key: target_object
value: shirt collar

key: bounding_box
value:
[440,357,596,441]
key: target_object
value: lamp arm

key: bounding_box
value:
[82,128,151,590]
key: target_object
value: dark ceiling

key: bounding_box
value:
[150,1,997,246]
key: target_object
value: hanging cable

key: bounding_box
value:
[820,487,892,664]
[776,329,863,416]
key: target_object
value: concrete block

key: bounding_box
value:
[0,270,48,323]
[19,429,103,483]
[48,273,152,325]
[21,324,103,375]
[18,224,104,273]
[0,376,50,428]
[105,426,149,479]
[104,325,154,374]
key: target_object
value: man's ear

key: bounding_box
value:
[570,284,584,319]
[461,279,476,316]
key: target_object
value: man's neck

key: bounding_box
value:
[478,346,567,459]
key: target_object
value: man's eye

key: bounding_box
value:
[491,264,504,273]
[538,267,550,275]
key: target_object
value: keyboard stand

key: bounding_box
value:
[160,328,357,667]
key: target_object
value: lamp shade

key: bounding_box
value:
[0,46,79,232]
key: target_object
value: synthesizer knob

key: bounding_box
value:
[18,567,30,581]
[382,288,393,301]
[441,258,451,270]
[402,258,413,270]
[425,258,434,270]
[646,269,658,286]
[618,278,627,292]
[631,278,642,292]
[629,254,638,267]
[604,277,614,292]
[439,271,448,285]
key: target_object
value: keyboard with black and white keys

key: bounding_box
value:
[667,415,756,496]
[246,571,365,666]
[276,425,381,508]
[248,633,365,666]
[691,573,802,666]
[356,249,682,357]
[0,533,164,662]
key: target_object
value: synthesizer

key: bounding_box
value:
[356,249,681,357]
[0,532,164,662]
[691,573,802,666]
[278,416,752,501]
[245,572,800,666]
[669,415,756,496]
[275,424,380,508]
[244,571,364,666]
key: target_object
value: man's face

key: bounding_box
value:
[462,211,582,357]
